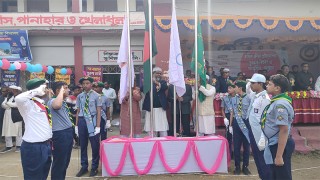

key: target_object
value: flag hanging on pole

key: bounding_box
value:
[117,16,134,104]
[143,0,158,94]
[190,20,206,102]
[169,7,186,97]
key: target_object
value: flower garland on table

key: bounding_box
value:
[286,90,320,99]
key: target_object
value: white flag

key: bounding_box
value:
[117,16,134,104]
[169,7,186,97]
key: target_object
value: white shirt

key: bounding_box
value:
[102,88,117,103]
[315,76,320,92]
[15,89,52,143]
[247,90,270,145]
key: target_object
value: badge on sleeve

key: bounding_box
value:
[254,108,259,113]
[276,105,285,113]
[277,115,284,121]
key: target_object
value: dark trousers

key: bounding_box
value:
[21,141,52,180]
[244,119,272,180]
[78,117,100,170]
[233,118,250,168]
[100,118,107,140]
[169,113,191,136]
[269,137,295,180]
[225,113,233,159]
[51,127,74,180]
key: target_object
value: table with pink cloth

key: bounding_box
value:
[100,136,230,177]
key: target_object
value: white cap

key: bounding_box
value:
[223,68,230,72]
[152,67,162,72]
[248,73,266,83]
[9,85,22,91]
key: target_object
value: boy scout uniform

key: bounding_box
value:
[232,93,251,171]
[76,77,102,175]
[262,93,295,180]
[96,82,110,140]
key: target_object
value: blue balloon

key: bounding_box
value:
[26,63,32,71]
[8,64,16,71]
[0,61,3,67]
[47,66,54,74]
[28,65,35,72]
[60,68,67,75]
[35,64,43,72]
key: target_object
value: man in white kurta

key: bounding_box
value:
[0,85,23,153]
[198,75,216,136]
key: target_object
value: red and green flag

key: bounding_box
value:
[190,20,206,102]
[143,0,158,94]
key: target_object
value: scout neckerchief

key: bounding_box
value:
[237,93,246,117]
[52,95,75,126]
[82,90,96,136]
[32,98,52,127]
[260,93,292,129]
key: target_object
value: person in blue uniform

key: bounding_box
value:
[262,74,295,180]
[221,81,236,158]
[93,82,110,141]
[48,81,74,180]
[75,76,102,177]
[232,80,251,175]
[245,74,272,180]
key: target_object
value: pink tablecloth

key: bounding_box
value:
[101,136,229,177]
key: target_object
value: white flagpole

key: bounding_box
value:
[126,0,133,138]
[148,0,154,138]
[172,0,177,138]
[194,0,199,137]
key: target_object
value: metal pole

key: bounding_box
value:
[173,86,177,137]
[126,0,133,138]
[194,0,199,137]
[179,101,182,136]
[172,0,177,138]
[148,0,154,138]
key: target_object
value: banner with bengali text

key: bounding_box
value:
[1,70,20,86]
[85,65,102,82]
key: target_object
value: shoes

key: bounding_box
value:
[234,167,241,175]
[0,147,12,153]
[89,169,98,177]
[73,144,79,149]
[242,166,251,175]
[108,128,113,132]
[76,168,88,177]
[15,147,20,153]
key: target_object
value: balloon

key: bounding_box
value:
[20,62,27,71]
[60,68,67,75]
[26,63,32,71]
[47,66,54,74]
[14,61,21,69]
[35,64,43,72]
[8,64,16,71]
[66,68,72,75]
[2,59,10,70]
[42,65,48,73]
[28,65,35,72]
[0,61,3,67]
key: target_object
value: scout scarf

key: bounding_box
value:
[32,98,52,127]
[260,93,292,129]
[234,93,250,143]
[82,90,96,136]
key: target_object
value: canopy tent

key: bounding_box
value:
[154,16,320,77]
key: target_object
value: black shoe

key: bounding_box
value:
[76,168,88,177]
[89,169,98,177]
[0,147,12,153]
[242,166,251,175]
[234,167,241,175]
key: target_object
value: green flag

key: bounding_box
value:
[190,20,206,102]
[143,0,158,94]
